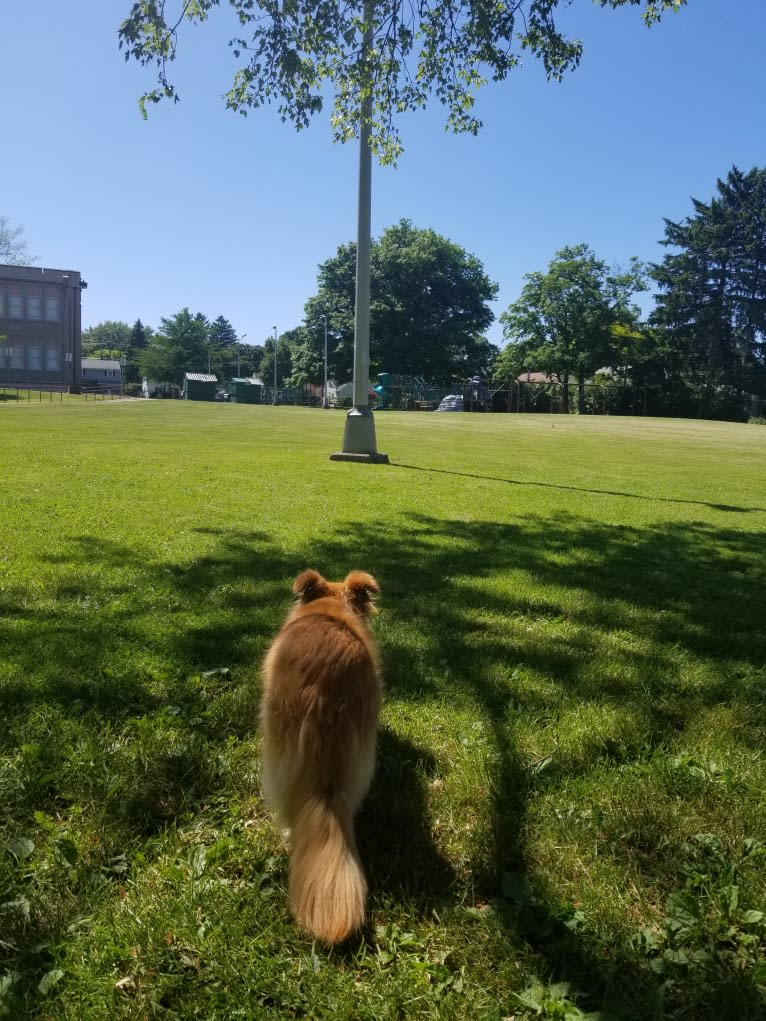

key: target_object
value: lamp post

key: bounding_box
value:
[272,325,278,405]
[331,0,387,462]
[322,313,329,408]
[238,333,246,377]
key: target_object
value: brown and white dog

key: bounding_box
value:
[260,569,382,944]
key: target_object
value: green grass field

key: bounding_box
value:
[1,401,765,1019]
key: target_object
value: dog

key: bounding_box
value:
[260,569,382,944]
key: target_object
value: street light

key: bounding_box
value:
[238,333,246,377]
[322,313,329,409]
[330,0,387,462]
[272,325,278,405]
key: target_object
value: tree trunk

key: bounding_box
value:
[560,375,570,414]
[578,372,586,415]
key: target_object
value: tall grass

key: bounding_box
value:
[1,402,765,1019]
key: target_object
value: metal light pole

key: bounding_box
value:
[322,313,329,408]
[331,0,388,463]
[238,332,246,376]
[272,325,278,404]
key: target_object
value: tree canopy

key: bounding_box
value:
[291,219,497,382]
[137,308,211,384]
[81,321,133,357]
[119,1,686,164]
[0,216,37,266]
[498,244,647,413]
[650,165,766,415]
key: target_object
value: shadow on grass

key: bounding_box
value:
[357,727,455,908]
[392,461,766,514]
[2,508,765,1016]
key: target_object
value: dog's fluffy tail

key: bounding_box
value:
[289,795,367,945]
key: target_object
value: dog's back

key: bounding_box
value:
[260,570,381,943]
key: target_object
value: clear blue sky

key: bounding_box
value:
[2,1,764,349]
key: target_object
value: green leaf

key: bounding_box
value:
[189,844,207,878]
[56,837,79,867]
[742,910,765,925]
[6,837,35,860]
[0,972,21,997]
[38,969,64,995]
[665,891,701,927]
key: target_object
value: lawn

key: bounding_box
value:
[1,401,765,1020]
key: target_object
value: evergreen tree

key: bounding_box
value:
[125,318,151,385]
[208,315,240,378]
[651,165,766,417]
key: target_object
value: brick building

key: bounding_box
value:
[0,264,87,390]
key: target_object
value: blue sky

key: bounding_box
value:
[2,1,765,349]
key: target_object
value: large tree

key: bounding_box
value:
[119,1,686,164]
[124,318,154,385]
[259,329,295,390]
[137,308,211,384]
[498,244,647,413]
[81,321,133,357]
[294,220,497,382]
[650,165,766,416]
[0,216,37,266]
[207,314,239,378]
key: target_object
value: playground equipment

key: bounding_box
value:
[373,373,451,410]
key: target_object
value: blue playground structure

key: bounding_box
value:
[372,373,494,411]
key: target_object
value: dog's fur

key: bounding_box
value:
[260,569,382,945]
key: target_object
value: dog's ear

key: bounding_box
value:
[344,571,380,616]
[293,569,330,603]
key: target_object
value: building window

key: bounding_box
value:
[46,347,60,371]
[27,290,42,320]
[28,345,43,371]
[8,289,23,318]
[9,345,24,369]
[0,289,5,316]
[45,293,59,321]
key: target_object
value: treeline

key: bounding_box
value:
[81,314,266,388]
[85,164,766,420]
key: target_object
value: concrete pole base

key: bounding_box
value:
[330,405,389,463]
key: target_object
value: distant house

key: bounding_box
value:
[0,263,86,391]
[182,372,218,401]
[82,358,122,389]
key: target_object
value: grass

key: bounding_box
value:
[1,401,765,1019]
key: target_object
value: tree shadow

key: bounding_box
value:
[391,461,766,514]
[3,507,765,1016]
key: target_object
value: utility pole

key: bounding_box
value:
[272,325,278,405]
[322,313,328,408]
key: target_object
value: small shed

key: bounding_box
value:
[183,372,218,401]
[225,377,263,404]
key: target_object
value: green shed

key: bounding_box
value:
[225,377,263,404]
[183,373,218,401]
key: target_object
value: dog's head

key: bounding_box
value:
[292,569,379,618]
